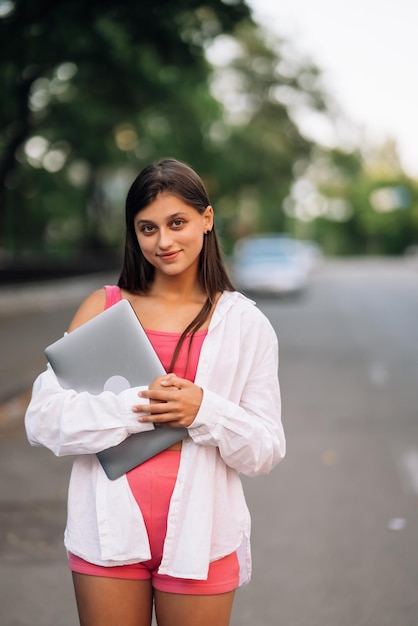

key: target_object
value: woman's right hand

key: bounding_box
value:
[133,374,203,428]
[147,375,169,405]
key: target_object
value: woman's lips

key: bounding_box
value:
[158,251,181,262]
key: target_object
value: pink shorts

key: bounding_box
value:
[68,450,239,595]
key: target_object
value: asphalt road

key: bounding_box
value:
[1,259,418,626]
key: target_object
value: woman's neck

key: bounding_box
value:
[149,273,207,305]
[125,275,208,333]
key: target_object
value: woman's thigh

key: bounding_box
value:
[154,589,235,626]
[72,573,153,626]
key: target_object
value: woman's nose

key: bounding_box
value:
[158,228,173,249]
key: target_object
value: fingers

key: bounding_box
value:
[158,373,184,389]
[135,400,186,428]
[138,387,178,403]
[134,397,183,421]
[132,378,202,428]
[140,377,182,407]
[135,399,177,415]
[132,388,180,419]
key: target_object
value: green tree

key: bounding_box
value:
[204,21,328,242]
[0,0,250,256]
[290,145,418,256]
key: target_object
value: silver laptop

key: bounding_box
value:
[45,298,187,479]
[45,298,166,394]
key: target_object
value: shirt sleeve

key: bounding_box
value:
[188,318,285,477]
[24,364,154,457]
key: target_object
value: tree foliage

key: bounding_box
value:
[0,0,250,255]
[204,22,325,241]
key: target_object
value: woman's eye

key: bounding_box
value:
[140,224,155,234]
[172,219,184,228]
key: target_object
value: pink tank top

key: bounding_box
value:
[104,285,207,381]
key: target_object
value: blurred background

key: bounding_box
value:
[1,1,418,625]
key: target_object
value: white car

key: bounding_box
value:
[231,235,312,295]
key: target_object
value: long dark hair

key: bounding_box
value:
[118,158,234,371]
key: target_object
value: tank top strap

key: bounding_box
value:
[104,285,122,309]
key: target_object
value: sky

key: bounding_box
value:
[247,0,418,177]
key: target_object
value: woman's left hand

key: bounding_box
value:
[132,374,203,428]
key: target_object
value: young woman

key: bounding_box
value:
[25,158,285,626]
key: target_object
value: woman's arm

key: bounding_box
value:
[25,366,153,456]
[24,289,153,457]
[67,288,106,331]
[189,333,284,476]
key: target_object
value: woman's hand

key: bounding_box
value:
[132,374,203,428]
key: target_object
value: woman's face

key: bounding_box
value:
[134,192,213,280]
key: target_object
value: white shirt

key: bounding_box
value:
[25,291,285,584]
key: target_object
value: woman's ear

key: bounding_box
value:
[203,205,214,233]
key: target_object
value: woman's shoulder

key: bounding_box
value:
[220,290,274,328]
[67,288,106,332]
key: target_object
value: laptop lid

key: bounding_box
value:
[45,298,166,395]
